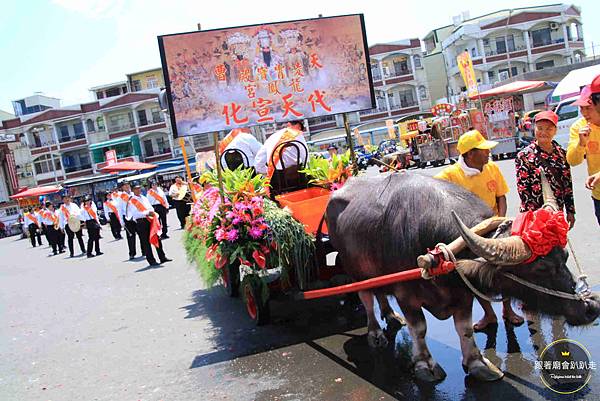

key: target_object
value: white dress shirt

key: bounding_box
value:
[168,183,188,200]
[254,128,308,174]
[126,194,153,220]
[80,202,99,222]
[220,132,262,169]
[116,191,132,219]
[40,209,58,226]
[103,199,119,220]
[147,187,169,207]
[58,202,83,229]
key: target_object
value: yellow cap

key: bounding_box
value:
[457,130,498,155]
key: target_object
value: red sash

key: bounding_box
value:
[44,211,58,224]
[61,205,70,220]
[218,128,247,154]
[148,190,168,208]
[267,128,301,181]
[84,206,98,221]
[130,197,161,248]
[104,201,121,224]
[120,193,130,202]
[26,213,40,227]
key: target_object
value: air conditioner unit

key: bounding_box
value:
[173,148,184,157]
[498,71,510,81]
[20,171,33,178]
[550,22,559,30]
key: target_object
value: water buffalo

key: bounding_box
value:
[326,172,600,382]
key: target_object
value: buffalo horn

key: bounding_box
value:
[451,211,532,266]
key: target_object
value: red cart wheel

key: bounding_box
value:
[242,275,270,326]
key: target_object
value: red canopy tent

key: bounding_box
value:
[470,80,549,100]
[9,185,62,199]
[100,161,157,172]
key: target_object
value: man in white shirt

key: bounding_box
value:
[254,120,308,175]
[219,129,262,170]
[81,196,103,258]
[40,202,64,256]
[118,182,142,260]
[168,176,190,229]
[128,185,172,267]
[59,194,86,257]
[103,191,122,240]
[147,181,170,239]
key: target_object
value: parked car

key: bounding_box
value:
[554,95,581,148]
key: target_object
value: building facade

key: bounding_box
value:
[0,89,179,189]
[12,94,61,117]
[127,68,164,92]
[89,81,128,100]
[439,4,585,103]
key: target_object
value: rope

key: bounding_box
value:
[502,272,583,301]
[433,243,505,303]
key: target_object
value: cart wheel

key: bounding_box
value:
[242,275,270,326]
[222,260,240,298]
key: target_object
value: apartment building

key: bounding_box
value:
[127,68,164,92]
[0,89,174,188]
[89,81,128,100]
[12,94,60,117]
[306,39,432,134]
[438,4,584,102]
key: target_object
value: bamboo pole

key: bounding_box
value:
[343,113,359,175]
[212,131,225,203]
[178,137,196,202]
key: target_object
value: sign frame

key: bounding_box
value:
[157,14,376,138]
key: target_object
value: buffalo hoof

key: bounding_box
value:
[384,312,406,332]
[467,357,504,381]
[414,362,447,382]
[367,329,388,348]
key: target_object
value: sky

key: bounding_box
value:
[1,0,598,113]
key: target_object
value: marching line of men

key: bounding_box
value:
[23,180,173,267]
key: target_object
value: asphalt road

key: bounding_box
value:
[1,159,599,401]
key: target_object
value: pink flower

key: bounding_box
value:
[331,182,344,191]
[226,229,239,242]
[249,227,263,239]
[215,228,226,241]
[232,217,242,225]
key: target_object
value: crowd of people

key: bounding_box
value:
[434,73,600,330]
[21,178,196,267]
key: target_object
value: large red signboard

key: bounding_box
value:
[158,14,375,137]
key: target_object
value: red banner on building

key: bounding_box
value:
[5,152,19,193]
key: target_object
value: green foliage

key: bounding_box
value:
[300,151,353,189]
[200,166,268,196]
[183,227,220,287]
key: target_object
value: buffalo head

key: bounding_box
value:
[453,212,600,326]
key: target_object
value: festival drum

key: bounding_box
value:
[68,216,82,232]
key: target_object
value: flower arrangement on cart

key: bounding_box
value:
[183,153,354,324]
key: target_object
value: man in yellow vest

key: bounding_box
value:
[567,75,600,227]
[435,130,523,330]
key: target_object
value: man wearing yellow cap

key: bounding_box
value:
[435,130,523,330]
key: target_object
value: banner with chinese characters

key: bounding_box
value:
[158,14,375,137]
[456,51,479,99]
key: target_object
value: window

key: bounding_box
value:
[393,58,409,76]
[96,117,105,130]
[156,137,169,154]
[398,88,416,108]
[73,122,84,137]
[4,206,19,216]
[413,55,422,68]
[132,80,142,91]
[488,71,496,80]
[33,155,61,175]
[151,107,162,123]
[471,47,477,57]
[506,34,515,52]
[105,87,121,97]
[535,60,555,70]
[147,77,158,89]
[556,101,579,121]
[137,109,148,126]
[496,36,507,54]
[96,91,104,99]
[144,139,154,156]
[531,28,552,47]
[498,67,518,78]
[109,113,133,130]
[86,119,95,133]
[59,125,70,140]
[418,85,428,100]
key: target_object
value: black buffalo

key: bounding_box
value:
[326,172,600,382]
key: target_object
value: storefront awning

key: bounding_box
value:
[9,185,62,199]
[88,135,135,151]
[470,81,551,100]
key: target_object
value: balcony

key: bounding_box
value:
[144,148,171,158]
[484,44,527,57]
[58,133,86,143]
[138,116,165,127]
[64,164,92,173]
[531,38,565,49]
[390,101,418,110]
[107,121,135,133]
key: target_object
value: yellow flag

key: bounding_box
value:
[386,119,396,140]
[457,51,479,98]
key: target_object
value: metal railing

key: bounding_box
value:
[138,117,165,126]
[107,121,135,132]
[64,164,92,173]
[58,133,86,143]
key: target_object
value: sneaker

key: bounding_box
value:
[149,262,160,267]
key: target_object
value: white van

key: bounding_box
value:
[554,95,581,148]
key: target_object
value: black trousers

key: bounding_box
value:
[123,217,142,257]
[135,218,166,265]
[108,213,122,239]
[28,224,42,247]
[85,220,101,255]
[173,199,190,228]
[66,225,86,255]
[44,224,63,254]
[152,204,168,236]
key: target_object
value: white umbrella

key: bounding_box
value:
[552,64,600,99]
